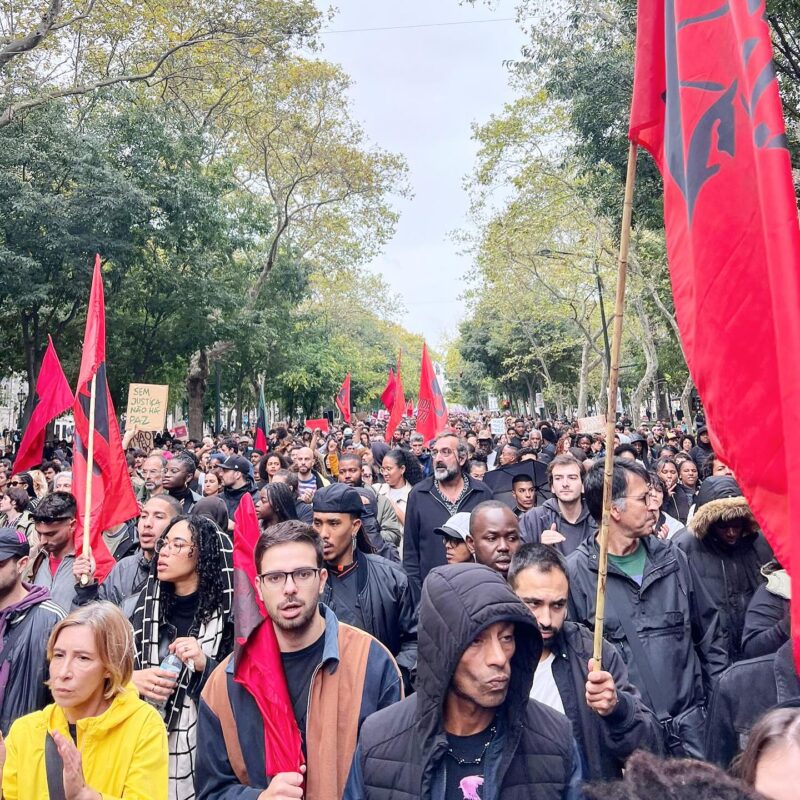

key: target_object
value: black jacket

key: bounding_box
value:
[0,586,65,734]
[322,549,417,687]
[705,640,800,767]
[519,498,597,556]
[663,489,689,524]
[221,480,259,520]
[345,564,581,800]
[673,529,772,663]
[402,476,493,602]
[741,581,790,659]
[549,622,663,779]
[567,535,728,719]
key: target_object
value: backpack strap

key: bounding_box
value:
[45,733,67,800]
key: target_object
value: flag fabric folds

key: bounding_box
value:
[14,336,73,471]
[629,0,800,667]
[232,493,304,776]
[416,343,447,444]
[384,357,406,446]
[254,385,268,452]
[335,373,352,424]
[72,255,139,582]
[380,368,396,412]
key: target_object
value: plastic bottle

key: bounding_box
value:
[152,652,182,710]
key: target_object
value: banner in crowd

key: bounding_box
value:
[577,415,606,435]
[125,383,168,431]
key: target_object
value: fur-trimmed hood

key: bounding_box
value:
[689,476,758,540]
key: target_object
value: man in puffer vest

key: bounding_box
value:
[344,563,582,800]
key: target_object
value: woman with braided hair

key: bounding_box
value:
[130,514,234,800]
[256,481,300,528]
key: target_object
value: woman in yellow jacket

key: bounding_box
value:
[0,601,168,800]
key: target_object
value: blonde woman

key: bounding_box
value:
[1,602,168,799]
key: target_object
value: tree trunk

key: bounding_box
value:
[681,374,695,430]
[629,296,659,425]
[577,340,591,418]
[186,349,208,440]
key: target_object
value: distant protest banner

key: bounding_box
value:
[304,418,330,434]
[125,384,169,431]
[577,415,607,434]
[170,421,189,440]
[490,418,506,436]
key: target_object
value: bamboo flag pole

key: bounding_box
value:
[592,140,639,669]
[80,372,97,587]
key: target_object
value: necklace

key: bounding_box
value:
[435,474,470,516]
[446,723,497,766]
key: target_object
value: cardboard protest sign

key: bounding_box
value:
[577,415,607,434]
[126,384,168,431]
[490,418,506,436]
[131,430,156,452]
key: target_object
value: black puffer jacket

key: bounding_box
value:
[673,477,773,663]
[345,564,581,800]
[550,622,663,779]
[741,564,790,658]
[567,535,728,719]
[322,549,417,687]
[705,640,800,767]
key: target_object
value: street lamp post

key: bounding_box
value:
[16,390,25,431]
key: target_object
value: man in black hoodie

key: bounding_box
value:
[219,454,259,525]
[689,426,713,468]
[673,477,773,663]
[345,563,582,800]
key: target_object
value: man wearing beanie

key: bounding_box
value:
[313,484,418,690]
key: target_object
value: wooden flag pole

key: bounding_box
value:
[80,372,97,586]
[592,140,639,669]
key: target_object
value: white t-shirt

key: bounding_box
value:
[530,652,565,715]
[377,482,411,509]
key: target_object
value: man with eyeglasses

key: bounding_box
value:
[403,433,493,603]
[196,519,402,800]
[566,459,728,759]
[141,454,168,500]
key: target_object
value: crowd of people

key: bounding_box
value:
[0,411,794,800]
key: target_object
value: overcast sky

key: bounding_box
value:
[319,2,525,348]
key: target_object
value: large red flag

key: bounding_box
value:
[629,1,800,667]
[14,336,73,471]
[384,357,406,446]
[335,373,351,424]
[72,255,139,581]
[233,493,304,776]
[416,343,447,444]
[380,368,396,412]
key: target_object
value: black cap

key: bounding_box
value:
[218,455,251,477]
[312,484,363,516]
[0,527,30,560]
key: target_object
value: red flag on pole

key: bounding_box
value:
[233,493,304,776]
[335,373,351,424]
[72,255,139,582]
[416,343,448,443]
[629,1,800,668]
[405,400,413,418]
[380,368,396,412]
[254,385,268,452]
[384,357,406,446]
[14,336,73,471]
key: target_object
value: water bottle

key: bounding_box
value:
[152,652,182,710]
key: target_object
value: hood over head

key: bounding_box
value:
[416,564,541,731]
[690,476,757,539]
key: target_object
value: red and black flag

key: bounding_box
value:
[233,493,304,775]
[384,355,406,445]
[380,368,396,412]
[14,336,73,471]
[629,1,800,667]
[254,385,268,452]
[72,255,139,582]
[416,343,447,443]
[335,373,351,424]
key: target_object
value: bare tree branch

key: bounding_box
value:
[0,0,62,70]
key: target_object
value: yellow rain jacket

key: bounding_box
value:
[3,684,168,799]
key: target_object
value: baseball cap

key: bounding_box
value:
[218,455,251,477]
[434,512,472,542]
[312,484,363,516]
[0,527,30,560]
